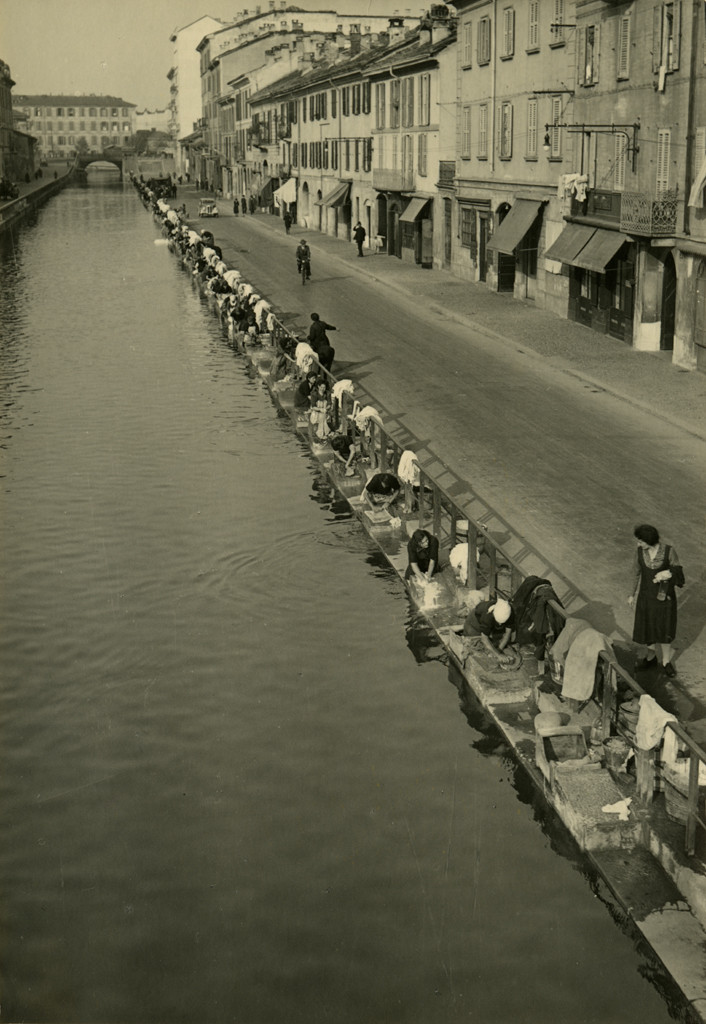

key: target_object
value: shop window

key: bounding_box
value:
[460,206,474,247]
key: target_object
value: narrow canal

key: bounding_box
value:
[0,185,681,1024]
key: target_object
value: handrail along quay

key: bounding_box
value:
[145,186,706,1019]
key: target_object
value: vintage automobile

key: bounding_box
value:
[198,199,219,218]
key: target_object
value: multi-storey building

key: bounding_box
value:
[187,5,423,194]
[168,15,225,177]
[13,95,137,160]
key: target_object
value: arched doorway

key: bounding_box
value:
[301,181,310,226]
[495,203,515,292]
[660,253,676,351]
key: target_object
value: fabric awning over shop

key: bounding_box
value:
[486,199,542,254]
[258,177,278,204]
[399,197,430,222]
[544,223,596,264]
[571,228,630,272]
[273,177,297,206]
[316,181,351,207]
[688,156,706,208]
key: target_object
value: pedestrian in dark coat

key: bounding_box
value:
[233,198,239,215]
[353,221,366,257]
[283,211,292,234]
[629,523,685,677]
[241,195,247,215]
[308,312,336,355]
[249,195,257,214]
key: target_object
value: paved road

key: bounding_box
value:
[184,190,706,726]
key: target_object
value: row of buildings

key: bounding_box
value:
[0,59,35,181]
[168,1,706,372]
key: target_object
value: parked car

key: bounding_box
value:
[0,178,20,200]
[198,199,219,218]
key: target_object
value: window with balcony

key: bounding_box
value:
[613,134,626,191]
[501,8,515,58]
[617,14,631,79]
[656,128,671,194]
[331,139,338,170]
[323,139,329,168]
[461,106,471,158]
[499,102,513,159]
[653,2,681,73]
[526,97,538,158]
[478,103,488,159]
[477,17,491,64]
[527,1,539,52]
[344,138,351,171]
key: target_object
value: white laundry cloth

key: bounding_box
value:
[397,450,420,486]
[295,342,316,369]
[601,798,632,821]
[331,379,354,406]
[266,312,276,332]
[450,543,469,585]
[354,404,383,433]
[635,694,677,751]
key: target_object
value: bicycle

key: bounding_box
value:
[299,258,311,286]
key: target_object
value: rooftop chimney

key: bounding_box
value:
[388,17,405,44]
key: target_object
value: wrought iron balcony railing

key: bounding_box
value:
[620,189,678,237]
[372,167,414,191]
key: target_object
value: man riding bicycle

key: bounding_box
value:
[296,239,311,280]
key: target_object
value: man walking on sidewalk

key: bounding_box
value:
[353,221,366,257]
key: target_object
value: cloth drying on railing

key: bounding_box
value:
[561,628,615,702]
[295,342,316,370]
[331,379,354,406]
[266,312,276,332]
[397,450,420,486]
[450,543,470,585]
[254,299,270,320]
[353,404,383,434]
[550,617,592,666]
[635,694,677,753]
[511,575,565,655]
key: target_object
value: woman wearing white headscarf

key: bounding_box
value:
[463,596,515,664]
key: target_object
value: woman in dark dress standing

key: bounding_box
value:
[628,523,685,677]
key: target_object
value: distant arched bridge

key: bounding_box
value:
[75,153,123,178]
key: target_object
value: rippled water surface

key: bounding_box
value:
[0,187,680,1023]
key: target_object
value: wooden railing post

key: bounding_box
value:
[487,544,497,598]
[686,752,700,857]
[467,522,478,592]
[600,664,616,741]
[418,471,426,528]
[432,486,441,537]
[379,426,388,472]
[635,748,656,807]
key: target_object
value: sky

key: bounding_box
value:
[1,0,428,109]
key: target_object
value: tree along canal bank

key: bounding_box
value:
[143,182,706,1024]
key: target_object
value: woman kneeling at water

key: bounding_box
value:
[360,472,401,510]
[463,597,515,665]
[405,529,440,583]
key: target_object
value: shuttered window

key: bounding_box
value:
[463,21,472,66]
[550,95,562,158]
[502,8,515,58]
[478,104,488,158]
[528,1,539,51]
[375,83,385,129]
[526,97,538,158]
[618,15,631,79]
[419,74,430,126]
[552,0,565,42]
[656,129,671,194]
[461,106,472,158]
[653,2,681,73]
[613,134,626,191]
[478,17,491,63]
[418,133,428,176]
[500,102,513,159]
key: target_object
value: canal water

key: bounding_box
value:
[0,186,680,1024]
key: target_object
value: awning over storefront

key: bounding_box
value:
[273,177,297,206]
[258,177,278,204]
[688,155,706,208]
[315,181,351,207]
[544,223,596,264]
[486,199,542,254]
[399,197,430,222]
[571,228,630,272]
